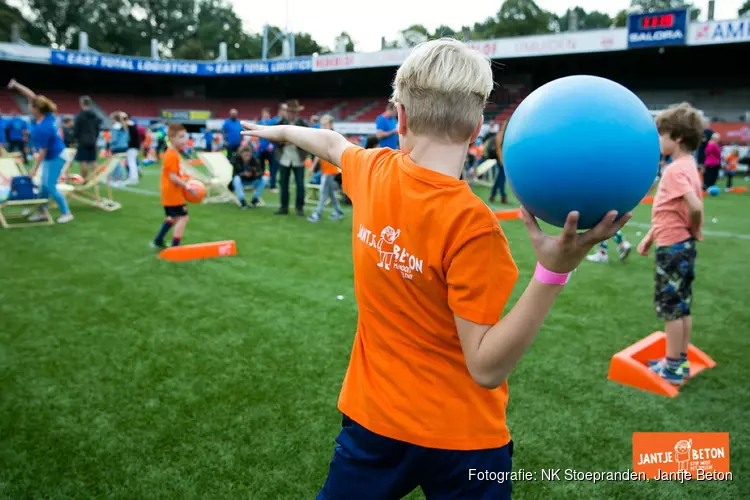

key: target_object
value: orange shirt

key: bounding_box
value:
[652,155,703,246]
[320,159,339,175]
[160,148,186,206]
[726,153,738,172]
[338,145,519,450]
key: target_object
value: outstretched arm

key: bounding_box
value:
[7,80,36,101]
[242,122,351,167]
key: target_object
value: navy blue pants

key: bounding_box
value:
[317,416,513,500]
[490,162,507,199]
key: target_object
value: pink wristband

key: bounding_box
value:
[534,262,571,285]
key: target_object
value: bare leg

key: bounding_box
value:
[173,215,189,239]
[664,319,684,359]
[681,315,692,355]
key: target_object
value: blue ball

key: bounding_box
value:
[707,185,721,196]
[502,75,660,229]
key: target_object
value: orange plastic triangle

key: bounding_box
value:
[495,209,522,221]
[159,240,237,262]
[607,331,716,397]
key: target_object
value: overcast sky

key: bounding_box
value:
[232,0,745,52]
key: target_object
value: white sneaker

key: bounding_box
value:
[27,213,48,222]
[56,213,74,224]
[618,241,632,262]
[586,251,609,263]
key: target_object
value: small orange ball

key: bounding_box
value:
[184,179,206,203]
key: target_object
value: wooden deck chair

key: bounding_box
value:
[196,152,241,206]
[306,183,322,203]
[0,158,54,228]
[473,159,497,187]
[60,154,124,212]
[31,148,76,187]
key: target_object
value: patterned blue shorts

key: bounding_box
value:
[654,239,697,320]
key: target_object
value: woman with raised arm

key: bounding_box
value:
[7,79,73,223]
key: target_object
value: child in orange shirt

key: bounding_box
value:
[308,115,344,223]
[637,103,704,386]
[242,39,628,499]
[724,148,739,190]
[151,124,198,249]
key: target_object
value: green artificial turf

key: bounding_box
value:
[1,165,748,499]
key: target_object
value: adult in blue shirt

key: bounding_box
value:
[8,79,73,223]
[375,102,399,149]
[203,128,214,152]
[5,110,29,164]
[222,108,243,163]
[256,107,281,190]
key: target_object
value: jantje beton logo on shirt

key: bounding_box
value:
[357,225,424,280]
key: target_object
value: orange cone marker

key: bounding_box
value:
[159,240,237,262]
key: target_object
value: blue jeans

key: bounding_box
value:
[40,157,70,215]
[317,416,513,500]
[490,162,506,199]
[314,174,343,216]
[232,175,267,201]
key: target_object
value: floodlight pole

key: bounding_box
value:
[262,24,295,60]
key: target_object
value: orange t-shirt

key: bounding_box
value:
[338,145,519,450]
[320,159,339,175]
[161,148,186,206]
[725,153,738,172]
[652,155,703,246]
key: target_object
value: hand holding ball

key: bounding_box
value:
[183,179,206,203]
[502,76,660,229]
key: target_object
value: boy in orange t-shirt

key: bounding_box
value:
[242,39,628,499]
[724,148,739,190]
[308,114,344,223]
[637,103,704,386]
[151,123,198,249]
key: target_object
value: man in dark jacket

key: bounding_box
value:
[73,96,101,180]
[230,146,267,209]
[275,99,309,216]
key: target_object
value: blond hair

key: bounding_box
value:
[392,38,493,143]
[655,102,703,152]
[32,96,57,114]
[320,114,334,126]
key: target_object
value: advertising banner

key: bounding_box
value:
[689,19,750,45]
[49,50,313,76]
[312,30,627,72]
[161,110,212,121]
[627,10,688,48]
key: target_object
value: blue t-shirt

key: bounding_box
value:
[257,118,278,152]
[222,118,243,147]
[375,114,398,149]
[203,131,213,148]
[6,117,28,142]
[0,118,5,145]
[33,114,65,160]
